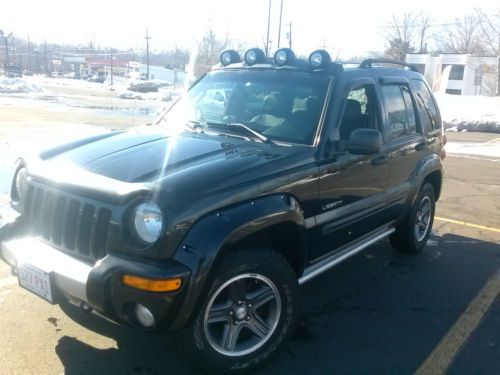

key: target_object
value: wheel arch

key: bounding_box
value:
[169,193,307,331]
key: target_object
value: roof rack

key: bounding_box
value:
[359,59,418,72]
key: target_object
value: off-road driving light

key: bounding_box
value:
[309,49,331,69]
[274,48,296,66]
[220,50,241,66]
[244,48,266,66]
[13,167,27,201]
[123,275,182,292]
[132,201,163,244]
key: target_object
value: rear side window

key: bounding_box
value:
[411,79,440,131]
[381,85,417,141]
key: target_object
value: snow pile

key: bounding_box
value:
[0,77,43,94]
[435,93,500,133]
[118,88,180,102]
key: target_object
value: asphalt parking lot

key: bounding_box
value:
[0,132,499,374]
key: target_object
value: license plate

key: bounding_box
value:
[17,263,54,303]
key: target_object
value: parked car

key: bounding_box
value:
[5,64,22,78]
[128,80,159,93]
[87,72,106,83]
[0,48,445,374]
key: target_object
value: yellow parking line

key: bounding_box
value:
[415,268,500,374]
[435,216,500,234]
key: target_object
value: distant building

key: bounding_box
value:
[406,54,499,96]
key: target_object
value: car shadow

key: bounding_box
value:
[55,232,500,375]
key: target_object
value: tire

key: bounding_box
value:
[175,248,300,374]
[390,183,436,254]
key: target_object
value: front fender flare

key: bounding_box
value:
[169,193,306,331]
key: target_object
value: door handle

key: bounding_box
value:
[371,155,389,166]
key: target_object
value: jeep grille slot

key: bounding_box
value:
[22,182,112,263]
[92,208,111,260]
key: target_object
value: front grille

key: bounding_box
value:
[23,181,112,262]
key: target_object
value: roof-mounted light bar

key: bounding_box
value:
[244,48,267,66]
[309,50,331,69]
[274,48,296,66]
[220,50,241,66]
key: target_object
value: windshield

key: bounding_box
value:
[162,70,330,145]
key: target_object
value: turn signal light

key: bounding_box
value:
[122,275,182,292]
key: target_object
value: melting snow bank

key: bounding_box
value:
[446,141,500,158]
[0,77,43,93]
[435,94,500,133]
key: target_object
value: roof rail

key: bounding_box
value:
[359,59,418,72]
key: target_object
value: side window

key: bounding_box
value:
[338,84,379,141]
[381,85,408,140]
[401,87,417,134]
[411,79,440,131]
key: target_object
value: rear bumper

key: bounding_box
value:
[1,236,191,331]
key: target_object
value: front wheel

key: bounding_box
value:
[176,248,300,374]
[390,183,436,254]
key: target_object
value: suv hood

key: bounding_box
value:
[36,126,310,186]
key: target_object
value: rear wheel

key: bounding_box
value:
[176,248,299,374]
[390,183,436,254]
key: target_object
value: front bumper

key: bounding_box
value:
[1,235,191,331]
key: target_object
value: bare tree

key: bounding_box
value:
[436,15,487,54]
[195,25,229,76]
[475,8,500,55]
[384,13,419,60]
[475,8,500,95]
[416,13,432,53]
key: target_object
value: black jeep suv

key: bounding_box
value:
[0,48,445,373]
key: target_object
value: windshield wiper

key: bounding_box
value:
[184,120,204,132]
[206,122,274,144]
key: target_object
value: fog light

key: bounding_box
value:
[134,304,155,328]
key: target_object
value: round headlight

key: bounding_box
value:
[13,167,27,201]
[309,50,331,69]
[220,50,241,66]
[244,48,266,66]
[274,48,296,66]
[132,201,163,244]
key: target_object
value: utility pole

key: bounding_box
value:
[286,22,292,49]
[277,0,283,49]
[497,32,500,96]
[145,28,151,80]
[43,40,48,76]
[28,36,32,72]
[0,31,11,75]
[110,49,114,86]
[321,38,327,50]
[265,0,272,57]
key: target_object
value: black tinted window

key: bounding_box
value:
[411,79,440,131]
[401,87,417,134]
[381,85,412,141]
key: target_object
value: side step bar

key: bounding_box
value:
[298,226,395,285]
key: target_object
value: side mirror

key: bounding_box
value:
[344,129,382,155]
